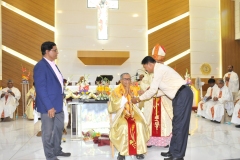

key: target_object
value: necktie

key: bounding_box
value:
[210,88,213,97]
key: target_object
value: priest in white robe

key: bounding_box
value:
[231,91,240,128]
[223,65,239,100]
[25,83,35,120]
[206,79,234,122]
[197,78,218,118]
[0,80,21,120]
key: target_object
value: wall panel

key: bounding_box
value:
[2,1,54,117]
[148,0,190,77]
[221,0,240,78]
[3,0,54,26]
[148,0,189,29]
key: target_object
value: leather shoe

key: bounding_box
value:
[235,125,240,128]
[56,152,71,157]
[161,151,172,157]
[164,157,184,160]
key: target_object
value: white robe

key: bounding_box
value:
[197,84,218,117]
[231,91,240,125]
[205,86,234,122]
[140,72,173,137]
[223,71,239,93]
[0,87,21,118]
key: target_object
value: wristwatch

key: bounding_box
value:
[136,98,140,103]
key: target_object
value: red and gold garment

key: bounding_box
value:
[108,83,150,156]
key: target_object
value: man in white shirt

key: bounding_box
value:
[205,79,234,123]
[132,56,193,160]
[0,80,21,121]
[223,65,239,100]
[197,78,218,118]
[140,44,173,148]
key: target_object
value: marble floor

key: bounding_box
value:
[1,111,240,160]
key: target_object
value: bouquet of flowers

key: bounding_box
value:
[82,129,101,142]
[21,65,31,83]
[96,76,111,100]
[184,69,191,85]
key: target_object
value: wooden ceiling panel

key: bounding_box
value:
[148,17,190,60]
[2,7,54,61]
[168,53,190,78]
[3,0,54,26]
[148,0,189,29]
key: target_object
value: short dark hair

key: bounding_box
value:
[41,41,56,55]
[208,78,215,84]
[141,56,156,65]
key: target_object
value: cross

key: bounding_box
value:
[87,0,119,40]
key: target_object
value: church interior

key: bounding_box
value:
[0,0,240,160]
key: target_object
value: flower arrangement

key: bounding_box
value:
[96,76,111,100]
[21,65,31,83]
[78,75,90,95]
[82,129,101,142]
[184,69,191,85]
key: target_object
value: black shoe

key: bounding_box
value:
[147,145,152,148]
[213,120,220,123]
[117,153,125,160]
[164,157,184,160]
[56,152,71,157]
[164,145,169,148]
[161,151,172,157]
[236,125,240,128]
[136,154,144,159]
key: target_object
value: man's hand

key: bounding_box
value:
[48,108,56,118]
[124,83,130,97]
[131,97,138,104]
[213,97,218,101]
[206,96,212,101]
[9,91,15,97]
[138,90,144,96]
[1,93,5,98]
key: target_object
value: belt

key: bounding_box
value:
[174,85,187,99]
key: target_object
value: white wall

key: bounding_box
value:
[190,0,221,78]
[0,0,2,80]
[235,0,240,40]
[55,0,147,84]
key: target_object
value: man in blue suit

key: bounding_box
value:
[34,41,71,160]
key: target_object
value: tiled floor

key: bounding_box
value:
[0,111,240,160]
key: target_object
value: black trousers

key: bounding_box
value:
[169,86,193,158]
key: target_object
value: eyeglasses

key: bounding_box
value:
[51,49,58,52]
[122,78,131,81]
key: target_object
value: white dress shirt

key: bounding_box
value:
[139,63,186,100]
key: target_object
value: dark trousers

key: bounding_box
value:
[41,111,64,160]
[169,86,193,158]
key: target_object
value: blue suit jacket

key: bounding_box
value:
[33,58,63,114]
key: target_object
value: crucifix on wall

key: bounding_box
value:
[87,0,119,40]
